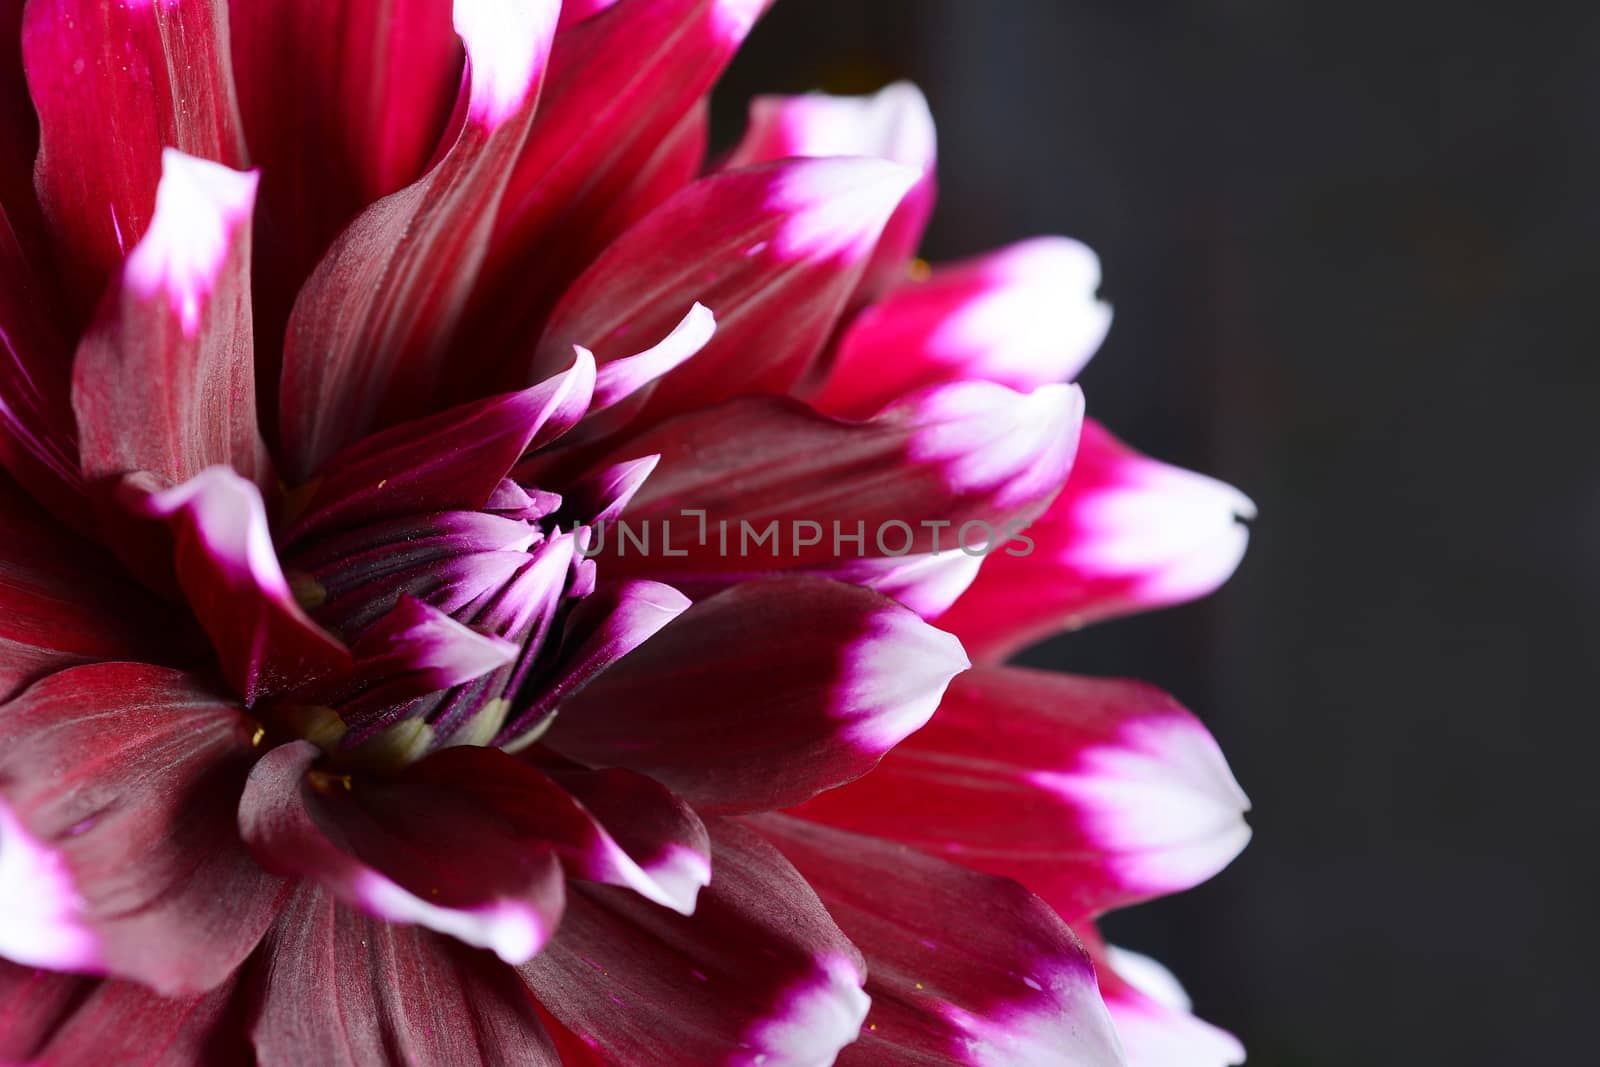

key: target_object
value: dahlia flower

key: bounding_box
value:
[0,0,1254,1063]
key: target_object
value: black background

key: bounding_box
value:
[717,4,1598,1064]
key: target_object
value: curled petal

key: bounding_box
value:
[520,819,869,1067]
[249,881,560,1067]
[812,237,1112,418]
[753,815,1127,1067]
[72,150,270,489]
[239,741,566,963]
[545,577,969,813]
[791,666,1251,921]
[142,467,350,706]
[938,419,1254,661]
[725,80,937,301]
[0,663,282,994]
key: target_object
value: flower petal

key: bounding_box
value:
[753,815,1127,1067]
[520,157,919,427]
[238,740,566,964]
[811,237,1112,418]
[0,663,282,994]
[278,0,562,479]
[724,81,937,302]
[790,666,1251,921]
[22,0,247,307]
[596,380,1083,616]
[464,0,766,361]
[937,419,1254,662]
[248,881,559,1067]
[72,150,270,490]
[519,819,869,1067]
[141,467,350,707]
[0,473,192,702]
[1094,941,1245,1067]
[286,349,596,542]
[0,963,249,1066]
[544,577,969,813]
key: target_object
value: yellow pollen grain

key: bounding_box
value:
[250,725,266,747]
[307,770,354,794]
[907,257,933,282]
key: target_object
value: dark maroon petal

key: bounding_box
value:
[0,663,282,994]
[752,815,1126,1067]
[520,819,869,1067]
[598,380,1082,616]
[278,0,562,479]
[140,468,350,706]
[238,740,566,963]
[22,0,247,309]
[521,157,917,429]
[936,419,1255,662]
[810,237,1112,418]
[724,81,938,303]
[462,0,764,365]
[0,473,192,701]
[544,577,967,813]
[286,349,595,542]
[72,151,271,491]
[0,962,250,1067]
[789,666,1251,922]
[248,881,559,1067]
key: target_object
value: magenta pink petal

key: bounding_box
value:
[141,467,350,707]
[71,150,271,491]
[724,81,938,303]
[811,236,1113,418]
[0,663,282,995]
[519,819,869,1067]
[753,815,1126,1067]
[544,577,969,813]
[937,418,1255,662]
[0,963,249,1066]
[790,666,1251,922]
[0,473,193,702]
[22,0,247,310]
[278,0,562,479]
[248,882,560,1067]
[1090,939,1246,1067]
[239,740,566,964]
[520,157,918,428]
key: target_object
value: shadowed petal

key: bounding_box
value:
[0,663,282,994]
[239,741,566,964]
[937,419,1254,662]
[72,151,270,490]
[790,666,1251,921]
[521,157,918,428]
[725,81,937,302]
[545,577,969,813]
[811,237,1112,418]
[22,0,247,307]
[0,962,250,1066]
[753,815,1127,1067]
[248,881,559,1067]
[279,0,562,478]
[519,819,869,1067]
[141,468,350,706]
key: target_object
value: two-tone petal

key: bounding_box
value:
[1094,942,1245,1067]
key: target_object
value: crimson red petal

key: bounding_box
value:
[519,819,869,1067]
[520,157,917,429]
[752,815,1126,1067]
[248,881,559,1067]
[278,0,561,478]
[22,0,247,309]
[790,666,1251,922]
[72,151,270,491]
[0,663,282,994]
[0,962,250,1067]
[545,577,968,813]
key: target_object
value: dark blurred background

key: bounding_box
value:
[717,4,1599,1064]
